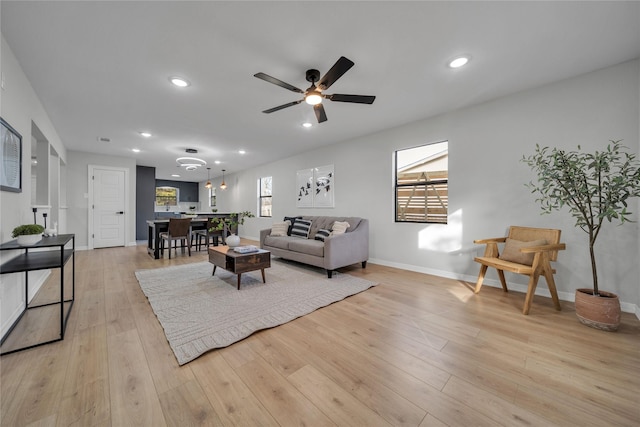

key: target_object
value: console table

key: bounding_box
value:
[0,234,75,355]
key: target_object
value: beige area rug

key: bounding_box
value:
[135,260,377,365]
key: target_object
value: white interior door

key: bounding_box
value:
[93,167,126,248]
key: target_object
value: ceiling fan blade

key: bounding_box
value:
[262,100,303,114]
[326,94,376,104]
[254,72,304,94]
[318,56,354,90]
[314,104,328,123]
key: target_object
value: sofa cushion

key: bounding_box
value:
[264,235,293,250]
[284,216,302,235]
[291,219,312,239]
[314,228,331,242]
[332,221,350,235]
[288,238,324,257]
[270,221,290,237]
[303,216,362,237]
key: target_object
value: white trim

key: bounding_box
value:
[88,165,130,250]
[368,257,640,316]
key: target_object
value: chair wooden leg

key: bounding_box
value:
[497,270,509,292]
[543,267,561,311]
[522,271,541,315]
[474,265,488,293]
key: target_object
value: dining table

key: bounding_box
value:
[146,218,209,259]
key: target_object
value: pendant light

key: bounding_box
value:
[220,169,227,190]
[205,167,212,189]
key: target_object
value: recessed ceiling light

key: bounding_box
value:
[302,122,312,128]
[448,56,470,69]
[214,160,221,164]
[238,150,246,154]
[132,148,141,153]
[169,76,190,87]
[139,132,152,138]
[171,174,180,178]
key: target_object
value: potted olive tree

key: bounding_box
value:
[211,211,255,247]
[522,140,640,331]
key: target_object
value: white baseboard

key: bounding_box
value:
[368,258,640,319]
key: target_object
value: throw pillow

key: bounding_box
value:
[332,221,350,235]
[499,238,547,266]
[284,216,302,235]
[291,219,312,239]
[270,221,290,237]
[314,228,331,242]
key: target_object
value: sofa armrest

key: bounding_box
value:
[324,219,369,270]
[259,228,272,248]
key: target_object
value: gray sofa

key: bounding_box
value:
[260,216,369,278]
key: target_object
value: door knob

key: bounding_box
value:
[116,211,124,214]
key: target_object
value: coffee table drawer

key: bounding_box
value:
[233,252,271,274]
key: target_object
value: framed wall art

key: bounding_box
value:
[0,117,22,193]
[296,168,313,207]
[313,164,334,208]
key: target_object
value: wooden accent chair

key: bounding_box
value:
[160,218,192,259]
[473,226,566,315]
[193,217,223,251]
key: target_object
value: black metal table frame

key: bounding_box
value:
[0,234,75,356]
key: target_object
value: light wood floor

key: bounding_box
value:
[1,242,639,426]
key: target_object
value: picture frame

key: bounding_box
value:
[0,117,22,193]
[313,164,334,208]
[296,168,313,208]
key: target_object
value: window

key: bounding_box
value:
[156,186,178,207]
[209,188,216,208]
[395,141,448,224]
[259,176,272,217]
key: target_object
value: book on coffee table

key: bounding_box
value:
[233,245,259,254]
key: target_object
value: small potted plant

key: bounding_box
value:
[211,211,254,247]
[522,140,640,331]
[12,224,45,246]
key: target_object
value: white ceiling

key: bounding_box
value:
[2,1,639,182]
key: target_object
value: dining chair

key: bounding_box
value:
[193,217,224,251]
[159,218,192,259]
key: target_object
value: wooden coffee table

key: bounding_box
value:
[208,246,271,290]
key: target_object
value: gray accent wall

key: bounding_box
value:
[136,165,156,240]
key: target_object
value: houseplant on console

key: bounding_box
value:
[12,224,45,246]
[211,211,255,248]
[522,140,640,331]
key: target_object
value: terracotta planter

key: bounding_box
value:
[575,288,621,332]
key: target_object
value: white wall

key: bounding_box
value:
[66,151,137,248]
[0,37,68,336]
[225,59,640,313]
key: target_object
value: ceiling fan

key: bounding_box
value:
[254,56,375,123]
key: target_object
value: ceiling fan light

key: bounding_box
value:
[305,93,322,105]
